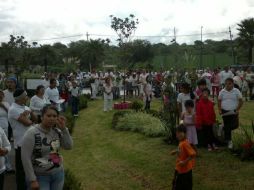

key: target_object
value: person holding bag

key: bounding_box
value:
[218,78,243,149]
[21,105,73,190]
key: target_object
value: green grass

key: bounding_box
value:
[62,99,254,190]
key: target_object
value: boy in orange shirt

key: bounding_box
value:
[171,124,196,190]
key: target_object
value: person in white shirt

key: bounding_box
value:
[245,67,254,99]
[220,67,234,87]
[103,78,113,112]
[3,77,17,106]
[0,90,10,136]
[143,76,153,110]
[30,85,47,122]
[0,127,11,189]
[3,77,17,143]
[177,83,196,115]
[8,89,37,190]
[91,71,99,99]
[0,89,14,172]
[139,70,148,97]
[218,78,243,149]
[45,79,61,111]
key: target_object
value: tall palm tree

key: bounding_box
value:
[237,18,254,64]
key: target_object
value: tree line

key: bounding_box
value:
[0,17,253,73]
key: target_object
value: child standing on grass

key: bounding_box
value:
[181,100,198,152]
[177,83,196,116]
[171,125,196,190]
[103,77,113,112]
[196,88,218,151]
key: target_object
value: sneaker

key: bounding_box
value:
[208,145,213,152]
[228,141,233,149]
[73,114,79,117]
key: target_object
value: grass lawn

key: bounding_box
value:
[62,99,254,190]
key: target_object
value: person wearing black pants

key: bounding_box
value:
[222,111,239,142]
[173,170,193,190]
[218,78,243,149]
[15,147,26,190]
[202,125,217,150]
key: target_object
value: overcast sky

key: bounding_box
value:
[0,0,254,45]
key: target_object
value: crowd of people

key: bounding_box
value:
[0,77,73,190]
[0,65,253,190]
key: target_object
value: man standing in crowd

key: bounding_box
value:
[220,66,234,88]
[8,89,37,190]
[3,77,16,106]
[45,79,61,111]
[245,67,254,100]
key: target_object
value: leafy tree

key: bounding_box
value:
[118,40,154,68]
[67,39,109,71]
[110,14,139,45]
[0,35,36,73]
[237,18,254,64]
[110,14,139,102]
[38,44,57,72]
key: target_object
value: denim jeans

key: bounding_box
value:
[36,169,64,190]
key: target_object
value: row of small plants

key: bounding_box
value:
[112,100,177,140]
[63,94,88,189]
[63,94,88,134]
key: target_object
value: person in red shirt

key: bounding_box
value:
[60,86,69,112]
[171,124,196,190]
[196,88,218,151]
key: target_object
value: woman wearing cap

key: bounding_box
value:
[21,105,73,190]
[30,85,47,122]
[8,89,37,190]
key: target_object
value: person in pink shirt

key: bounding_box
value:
[211,69,221,100]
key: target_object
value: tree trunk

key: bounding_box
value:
[44,58,48,72]
[4,59,9,73]
[248,45,253,64]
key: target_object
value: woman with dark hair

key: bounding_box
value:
[21,106,73,190]
[30,85,47,122]
[218,78,243,149]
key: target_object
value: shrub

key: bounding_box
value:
[232,123,254,161]
[79,95,88,110]
[64,169,82,190]
[112,111,131,129]
[115,112,166,137]
[63,109,75,134]
[83,93,91,100]
[145,109,162,118]
[130,100,143,112]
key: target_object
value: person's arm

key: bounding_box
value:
[56,116,73,150]
[0,130,11,156]
[236,98,243,114]
[218,92,222,115]
[12,110,33,126]
[21,129,38,186]
[195,102,202,127]
[30,111,38,123]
